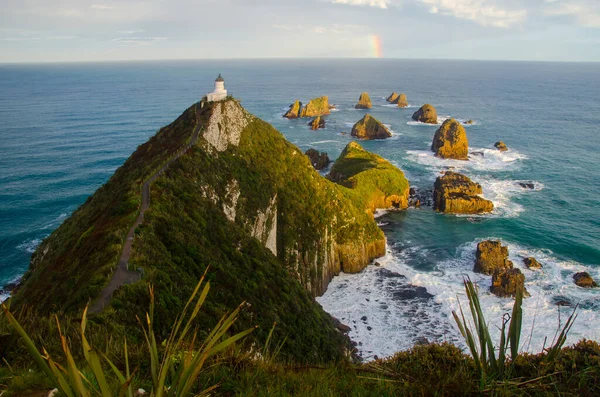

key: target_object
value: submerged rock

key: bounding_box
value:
[433,172,493,214]
[474,240,513,275]
[464,120,474,125]
[386,92,400,103]
[299,96,331,118]
[490,268,529,298]
[495,141,508,152]
[431,118,469,160]
[355,92,372,109]
[524,257,543,269]
[283,100,302,119]
[395,93,409,108]
[308,116,325,130]
[573,272,598,288]
[412,104,438,124]
[351,114,392,140]
[305,148,331,170]
[519,182,536,190]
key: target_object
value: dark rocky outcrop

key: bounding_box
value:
[431,119,469,160]
[464,120,474,125]
[305,148,331,170]
[283,100,302,119]
[351,114,392,140]
[355,92,372,109]
[491,268,529,298]
[412,104,438,124]
[433,172,493,214]
[386,92,400,103]
[308,116,325,130]
[573,272,598,288]
[519,182,536,190]
[474,240,513,275]
[495,141,508,152]
[524,257,543,269]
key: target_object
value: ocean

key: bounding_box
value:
[1,59,599,359]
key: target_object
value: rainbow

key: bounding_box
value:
[369,34,383,58]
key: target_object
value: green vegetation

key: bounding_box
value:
[299,96,330,117]
[329,142,410,212]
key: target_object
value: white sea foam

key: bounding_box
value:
[406,148,528,173]
[318,240,600,361]
[310,140,341,145]
[0,291,9,304]
[407,116,476,126]
[17,238,42,254]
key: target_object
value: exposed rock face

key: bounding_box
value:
[524,257,542,269]
[355,92,372,109]
[474,240,513,275]
[396,94,409,108]
[351,114,391,140]
[305,148,331,170]
[495,141,508,152]
[573,272,598,288]
[431,118,469,160]
[491,269,529,298]
[433,172,493,214]
[329,141,410,212]
[283,100,302,119]
[386,92,400,103]
[204,100,252,152]
[300,96,331,117]
[412,104,438,124]
[308,116,326,130]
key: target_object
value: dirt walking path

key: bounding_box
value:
[90,105,203,313]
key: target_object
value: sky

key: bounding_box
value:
[1,0,599,63]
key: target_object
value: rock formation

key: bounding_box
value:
[464,120,474,125]
[305,148,331,170]
[573,272,598,288]
[351,114,392,140]
[386,92,400,103]
[329,141,410,212]
[308,116,325,130]
[433,172,493,214]
[300,96,331,117]
[412,104,438,124]
[284,100,302,119]
[495,141,508,152]
[491,268,529,298]
[473,240,513,275]
[396,94,409,108]
[524,257,542,269]
[431,118,469,160]
[355,92,372,109]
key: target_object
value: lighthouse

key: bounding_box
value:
[206,74,228,102]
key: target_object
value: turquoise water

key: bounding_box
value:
[1,60,599,357]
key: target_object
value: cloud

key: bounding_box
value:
[544,0,600,28]
[331,0,390,9]
[272,23,365,34]
[418,0,527,28]
[112,36,167,45]
[91,4,113,10]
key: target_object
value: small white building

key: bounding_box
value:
[206,74,228,102]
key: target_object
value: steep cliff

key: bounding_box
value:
[11,99,408,362]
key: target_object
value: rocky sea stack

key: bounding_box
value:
[573,272,598,288]
[433,172,493,214]
[491,268,529,298]
[308,116,325,130]
[474,240,513,275]
[396,93,409,108]
[431,118,469,160]
[495,141,508,151]
[412,104,438,124]
[283,96,331,118]
[351,114,392,140]
[386,92,400,103]
[305,148,330,170]
[329,141,410,212]
[355,92,372,109]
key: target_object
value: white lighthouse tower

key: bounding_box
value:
[206,74,228,102]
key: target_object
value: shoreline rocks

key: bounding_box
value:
[573,272,598,288]
[305,148,331,170]
[412,104,438,124]
[495,141,508,152]
[355,92,372,109]
[308,116,325,130]
[524,257,543,269]
[491,268,529,298]
[433,172,493,214]
[431,118,469,160]
[474,240,513,275]
[351,114,392,140]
